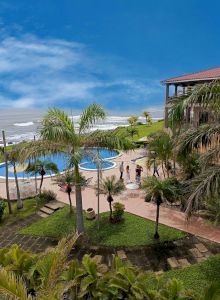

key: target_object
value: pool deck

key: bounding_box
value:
[1,149,220,244]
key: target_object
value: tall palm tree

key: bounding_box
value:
[8,148,23,209]
[25,160,58,193]
[98,175,125,221]
[169,80,220,217]
[142,176,180,239]
[21,105,133,234]
[1,131,12,214]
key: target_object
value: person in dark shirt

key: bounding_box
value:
[135,165,143,184]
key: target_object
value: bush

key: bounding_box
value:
[145,194,152,202]
[113,202,125,222]
[0,200,6,222]
[38,190,57,203]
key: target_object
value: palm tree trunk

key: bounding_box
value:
[13,164,23,209]
[108,194,113,220]
[161,162,166,178]
[75,165,85,234]
[2,131,12,214]
[39,175,44,193]
[67,191,73,213]
[154,202,160,239]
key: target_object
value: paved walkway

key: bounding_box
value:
[0,214,57,252]
[1,149,220,244]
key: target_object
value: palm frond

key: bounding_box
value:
[199,146,220,167]
[177,124,220,155]
[35,234,80,299]
[40,108,78,145]
[185,166,220,216]
[18,140,66,162]
[78,103,106,134]
[169,80,220,129]
[0,267,30,300]
[85,131,135,151]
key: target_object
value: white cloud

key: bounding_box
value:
[0,34,163,110]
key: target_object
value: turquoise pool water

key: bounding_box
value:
[0,148,119,179]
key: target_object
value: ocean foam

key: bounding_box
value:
[14,122,34,127]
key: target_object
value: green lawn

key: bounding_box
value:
[162,253,220,293]
[19,207,186,247]
[114,120,164,142]
[0,198,39,226]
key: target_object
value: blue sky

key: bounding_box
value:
[0,0,219,114]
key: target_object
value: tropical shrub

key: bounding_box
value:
[0,200,6,222]
[145,194,152,202]
[38,190,57,203]
[0,238,218,299]
[112,202,125,222]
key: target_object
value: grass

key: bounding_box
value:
[114,120,164,142]
[0,198,39,226]
[161,253,220,293]
[19,207,186,247]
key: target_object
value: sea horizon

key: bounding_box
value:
[0,107,164,145]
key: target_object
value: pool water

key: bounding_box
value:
[0,148,119,179]
[80,161,116,170]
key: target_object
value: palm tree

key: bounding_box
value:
[169,80,220,217]
[142,176,180,239]
[55,171,86,214]
[127,116,138,126]
[147,131,173,177]
[1,131,12,214]
[143,111,152,125]
[8,148,23,209]
[21,105,133,234]
[25,160,58,193]
[98,175,125,221]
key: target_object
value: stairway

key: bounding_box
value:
[37,201,65,218]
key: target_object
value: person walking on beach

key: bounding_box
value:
[119,161,124,180]
[125,165,131,183]
[135,165,143,184]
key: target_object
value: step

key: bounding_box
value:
[40,206,54,215]
[189,248,203,258]
[45,201,65,211]
[195,256,207,263]
[117,250,127,260]
[178,258,191,268]
[37,211,49,218]
[167,257,179,269]
[195,243,208,253]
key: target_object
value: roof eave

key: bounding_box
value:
[161,77,220,85]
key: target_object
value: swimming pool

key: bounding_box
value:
[0,148,120,179]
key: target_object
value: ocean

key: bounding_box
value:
[0,108,163,145]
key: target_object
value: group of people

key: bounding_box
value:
[119,161,143,184]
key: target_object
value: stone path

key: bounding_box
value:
[0,214,57,252]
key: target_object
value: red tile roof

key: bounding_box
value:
[161,66,220,84]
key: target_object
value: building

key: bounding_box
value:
[161,66,220,128]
